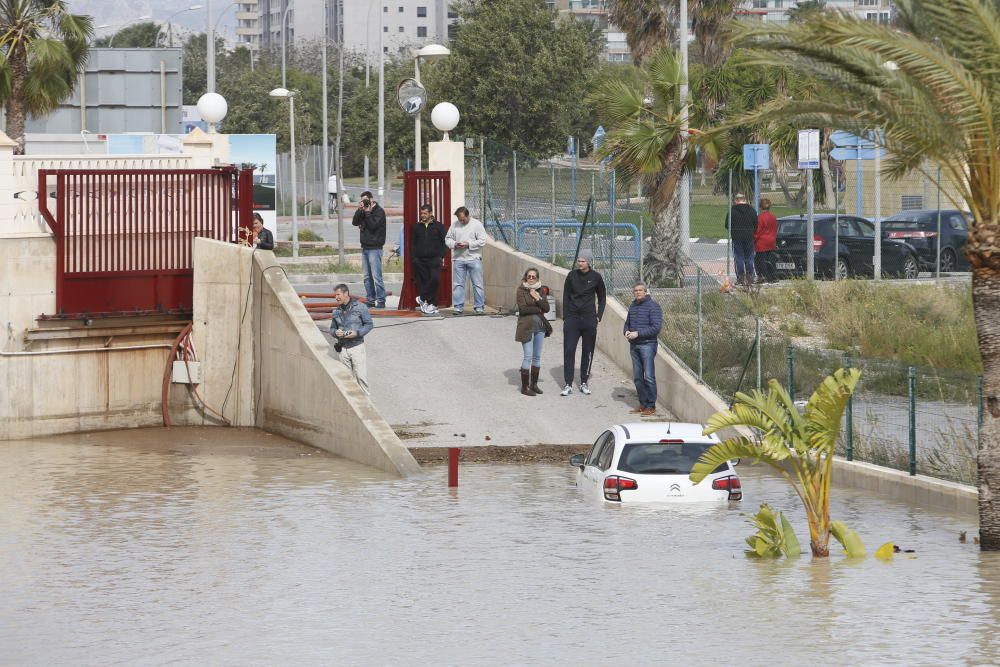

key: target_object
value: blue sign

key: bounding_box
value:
[743,144,770,170]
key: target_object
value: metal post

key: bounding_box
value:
[908,366,916,476]
[806,167,815,280]
[289,94,299,258]
[334,27,345,265]
[679,0,690,256]
[755,317,762,390]
[696,266,703,381]
[639,214,645,280]
[377,4,384,198]
[786,345,794,400]
[727,170,732,279]
[414,56,422,171]
[753,165,760,213]
[513,150,519,249]
[845,354,854,460]
[281,1,294,90]
[448,447,460,487]
[936,165,942,279]
[207,0,216,93]
[550,164,556,263]
[856,139,863,217]
[479,137,486,221]
[610,169,616,289]
[834,168,840,280]
[874,128,882,280]
[160,61,167,134]
[571,136,577,217]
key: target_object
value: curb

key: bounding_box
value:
[287,273,404,285]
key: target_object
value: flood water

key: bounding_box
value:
[2,428,999,666]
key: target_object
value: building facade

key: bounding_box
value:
[740,0,895,25]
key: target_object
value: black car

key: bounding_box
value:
[773,214,921,280]
[881,209,970,273]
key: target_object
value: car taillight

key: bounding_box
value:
[712,476,743,501]
[813,235,824,251]
[604,475,638,502]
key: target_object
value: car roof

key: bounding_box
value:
[615,422,720,444]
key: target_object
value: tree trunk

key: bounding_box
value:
[807,511,831,557]
[6,49,28,155]
[643,191,683,288]
[971,263,1000,550]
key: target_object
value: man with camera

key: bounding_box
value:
[330,283,374,394]
[352,190,387,308]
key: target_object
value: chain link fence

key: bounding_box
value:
[649,256,981,486]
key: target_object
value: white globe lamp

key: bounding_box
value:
[431,102,460,141]
[196,92,228,133]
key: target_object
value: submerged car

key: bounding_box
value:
[570,423,742,503]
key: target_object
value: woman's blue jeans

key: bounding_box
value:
[521,331,544,370]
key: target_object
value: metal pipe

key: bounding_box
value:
[0,344,172,357]
[786,345,794,400]
[550,164,556,263]
[335,25,345,265]
[160,61,167,134]
[908,366,916,476]
[806,167,814,280]
[696,266,702,381]
[322,0,331,252]
[513,150,518,249]
[845,354,854,461]
[936,165,942,280]
[875,128,882,280]
[281,0,294,89]
[290,94,299,257]
[377,2,384,198]
[755,317,761,390]
[679,0,690,255]
[207,0,215,93]
[448,447,461,487]
[414,56,422,171]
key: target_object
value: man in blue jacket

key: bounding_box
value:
[331,283,374,394]
[624,282,663,416]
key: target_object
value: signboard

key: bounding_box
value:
[743,144,770,170]
[797,129,820,170]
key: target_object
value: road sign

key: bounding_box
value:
[743,144,770,170]
[797,129,820,170]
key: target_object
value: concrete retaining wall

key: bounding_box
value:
[191,239,420,477]
[482,238,978,515]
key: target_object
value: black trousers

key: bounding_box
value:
[755,250,777,282]
[563,315,598,385]
[414,257,441,305]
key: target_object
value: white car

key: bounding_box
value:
[570,422,742,503]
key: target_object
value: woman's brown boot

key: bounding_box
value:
[530,366,543,394]
[520,368,536,396]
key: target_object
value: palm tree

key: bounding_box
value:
[690,368,861,557]
[591,49,697,286]
[717,0,1000,550]
[608,0,673,67]
[0,1,92,152]
[691,0,739,69]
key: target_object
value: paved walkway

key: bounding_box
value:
[334,303,676,448]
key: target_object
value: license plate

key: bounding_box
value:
[776,262,796,270]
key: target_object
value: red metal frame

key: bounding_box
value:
[38,167,254,317]
[400,170,451,310]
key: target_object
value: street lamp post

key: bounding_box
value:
[206,2,238,95]
[377,3,384,198]
[281,1,294,89]
[322,0,331,246]
[679,0,690,257]
[271,88,299,258]
[413,44,450,171]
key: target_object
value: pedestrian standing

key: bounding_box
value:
[352,190,387,308]
[754,197,778,283]
[515,267,552,396]
[252,213,274,250]
[727,193,758,286]
[330,283,374,394]
[624,282,663,416]
[446,206,488,315]
[561,249,606,397]
[412,204,447,314]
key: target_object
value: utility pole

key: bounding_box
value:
[679,0,690,256]
[377,2,385,198]
[322,0,331,248]
[335,27,345,265]
[206,0,215,93]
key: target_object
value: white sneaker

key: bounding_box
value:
[427,304,439,314]
[580,382,591,395]
[560,384,573,396]
[416,296,424,307]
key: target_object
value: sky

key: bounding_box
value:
[66,0,237,40]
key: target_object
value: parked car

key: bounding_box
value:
[570,423,742,503]
[773,214,921,280]
[881,209,970,273]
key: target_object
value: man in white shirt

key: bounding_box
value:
[445,206,489,315]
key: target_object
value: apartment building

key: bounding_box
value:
[741,0,894,25]
[553,0,632,63]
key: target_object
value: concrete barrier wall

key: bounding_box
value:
[482,238,978,514]
[191,239,420,477]
[0,344,184,439]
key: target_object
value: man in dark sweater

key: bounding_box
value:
[726,193,758,285]
[561,249,606,396]
[624,282,663,416]
[412,204,447,314]
[352,191,387,308]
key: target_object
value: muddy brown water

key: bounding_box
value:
[1,428,998,666]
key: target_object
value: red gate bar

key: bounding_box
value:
[38,167,255,317]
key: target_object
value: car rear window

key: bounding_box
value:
[778,219,833,236]
[617,442,727,475]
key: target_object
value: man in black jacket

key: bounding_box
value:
[412,204,447,314]
[352,190,387,308]
[726,193,758,286]
[561,249,606,396]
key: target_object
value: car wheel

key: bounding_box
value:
[902,254,920,280]
[940,248,957,273]
[836,257,851,280]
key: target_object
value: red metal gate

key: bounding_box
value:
[400,170,451,310]
[38,167,254,317]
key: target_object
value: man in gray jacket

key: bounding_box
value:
[445,206,489,315]
[330,283,374,394]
